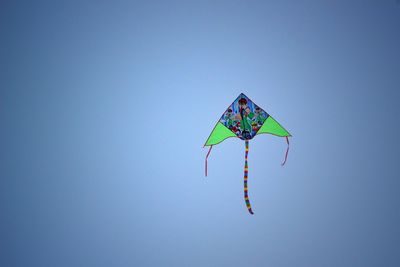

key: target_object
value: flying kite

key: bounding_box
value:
[204,93,291,214]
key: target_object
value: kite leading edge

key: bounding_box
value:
[204,93,291,215]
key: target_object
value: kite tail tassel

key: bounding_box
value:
[205,145,213,177]
[244,140,254,215]
[281,136,290,166]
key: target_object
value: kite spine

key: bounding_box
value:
[244,140,254,215]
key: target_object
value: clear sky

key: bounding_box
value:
[1,1,400,266]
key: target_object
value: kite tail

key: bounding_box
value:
[244,140,254,215]
[281,136,290,166]
[205,145,213,177]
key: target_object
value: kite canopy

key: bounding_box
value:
[204,93,292,215]
[204,93,291,147]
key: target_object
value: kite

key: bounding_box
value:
[204,93,291,215]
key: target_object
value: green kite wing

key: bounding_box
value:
[204,122,237,146]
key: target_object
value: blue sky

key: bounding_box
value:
[1,1,400,266]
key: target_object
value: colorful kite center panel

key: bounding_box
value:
[219,93,269,140]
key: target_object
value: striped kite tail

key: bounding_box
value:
[244,140,254,215]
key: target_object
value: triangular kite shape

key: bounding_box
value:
[204,93,292,215]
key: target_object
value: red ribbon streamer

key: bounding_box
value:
[205,145,213,177]
[281,136,290,166]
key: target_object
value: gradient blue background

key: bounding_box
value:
[1,1,400,266]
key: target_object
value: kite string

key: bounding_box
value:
[244,140,254,215]
[205,145,213,177]
[281,136,290,166]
